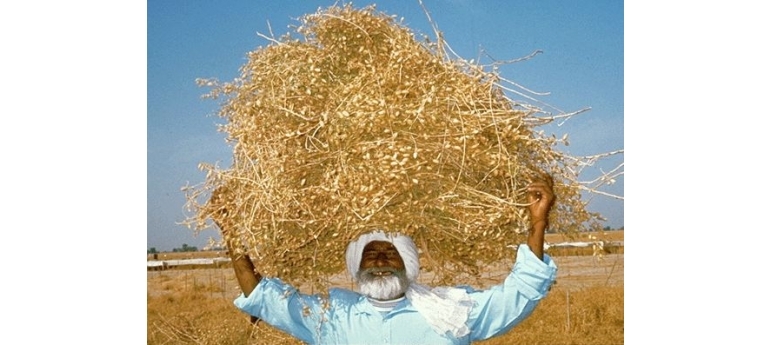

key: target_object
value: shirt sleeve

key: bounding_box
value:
[466,244,558,341]
[233,277,327,344]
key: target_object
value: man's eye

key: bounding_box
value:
[363,252,395,258]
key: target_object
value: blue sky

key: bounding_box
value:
[148,0,623,251]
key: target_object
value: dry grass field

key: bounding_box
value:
[148,231,623,344]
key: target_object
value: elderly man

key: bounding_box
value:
[220,177,557,344]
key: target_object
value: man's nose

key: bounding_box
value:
[374,252,389,266]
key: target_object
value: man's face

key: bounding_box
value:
[359,240,406,272]
[357,240,408,300]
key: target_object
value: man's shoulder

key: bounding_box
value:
[324,287,365,310]
[329,287,362,300]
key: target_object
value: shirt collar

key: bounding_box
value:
[352,294,416,316]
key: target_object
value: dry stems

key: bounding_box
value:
[182,3,618,288]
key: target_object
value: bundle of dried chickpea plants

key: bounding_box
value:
[183,3,620,289]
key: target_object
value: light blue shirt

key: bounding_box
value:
[234,244,557,345]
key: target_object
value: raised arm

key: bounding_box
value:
[525,175,556,261]
[467,176,558,340]
[215,220,262,325]
[213,214,263,324]
[218,222,262,297]
[209,188,262,298]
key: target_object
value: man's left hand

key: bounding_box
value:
[527,175,556,226]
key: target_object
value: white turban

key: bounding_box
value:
[345,230,475,338]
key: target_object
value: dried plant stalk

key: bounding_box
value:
[183,4,603,289]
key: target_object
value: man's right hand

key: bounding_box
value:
[210,187,231,234]
[209,187,262,297]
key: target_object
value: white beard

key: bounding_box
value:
[357,268,409,300]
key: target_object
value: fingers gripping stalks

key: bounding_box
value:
[526,174,556,227]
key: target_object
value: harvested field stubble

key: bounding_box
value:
[147,287,624,344]
[183,3,606,289]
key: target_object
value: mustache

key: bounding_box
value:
[358,267,406,281]
[362,267,399,274]
[359,267,404,277]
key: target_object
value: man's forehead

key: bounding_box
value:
[363,240,397,251]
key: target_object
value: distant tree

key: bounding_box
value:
[603,226,612,231]
[147,247,158,254]
[172,243,198,252]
